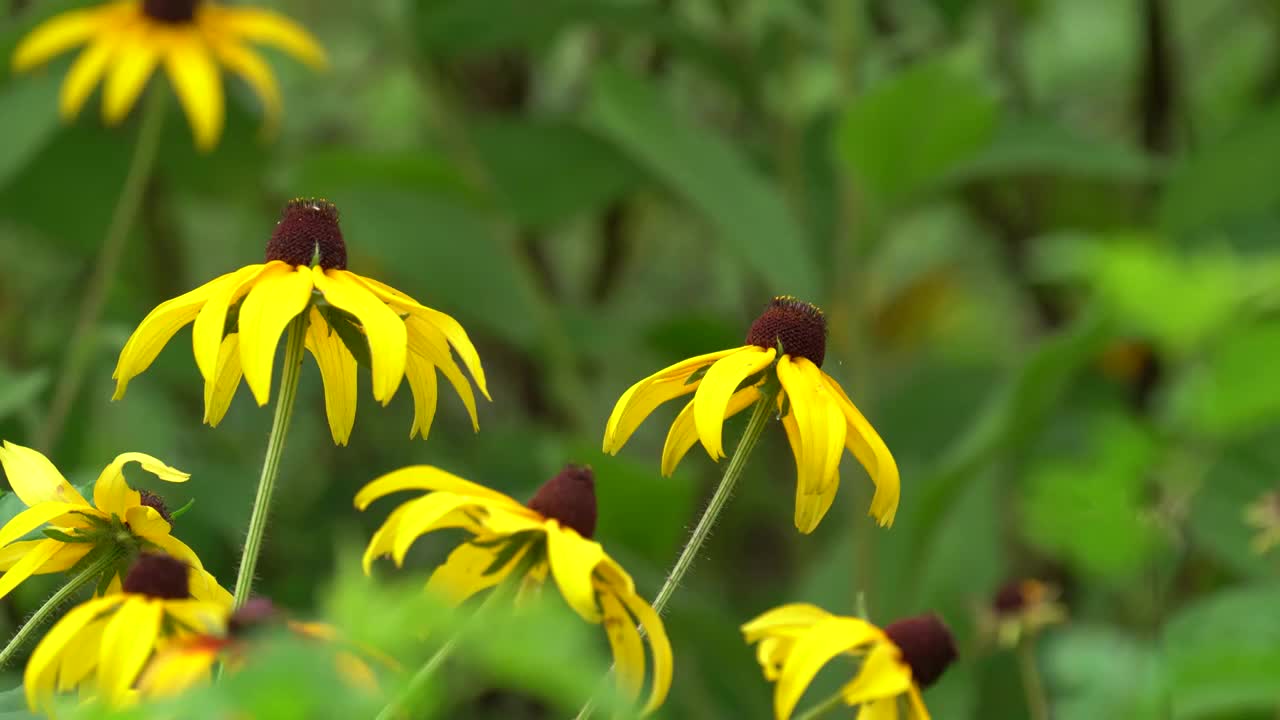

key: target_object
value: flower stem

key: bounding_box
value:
[793,689,847,720]
[0,547,124,668]
[1017,636,1051,720]
[575,386,780,719]
[35,89,167,454]
[232,314,308,608]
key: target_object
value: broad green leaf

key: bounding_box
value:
[836,55,999,211]
[1045,626,1166,720]
[1170,321,1280,437]
[955,120,1158,183]
[1186,438,1280,580]
[0,73,62,192]
[0,369,49,423]
[589,66,819,297]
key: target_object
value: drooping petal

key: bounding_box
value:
[163,31,224,150]
[799,359,847,492]
[545,524,605,622]
[603,348,743,453]
[693,347,776,460]
[599,591,645,700]
[113,273,240,399]
[904,686,931,720]
[389,493,483,566]
[191,264,270,383]
[211,6,327,68]
[102,22,161,124]
[12,6,106,71]
[93,452,188,519]
[237,264,313,405]
[98,598,164,705]
[406,317,477,430]
[0,502,87,550]
[124,505,171,543]
[59,33,120,119]
[741,603,836,643]
[838,641,914,707]
[617,587,673,715]
[25,596,122,710]
[794,469,839,537]
[662,384,761,477]
[0,539,63,600]
[426,539,532,606]
[776,356,843,532]
[57,616,108,692]
[0,441,88,506]
[207,39,281,130]
[354,466,518,511]
[137,641,220,697]
[306,310,358,446]
[775,617,883,720]
[203,333,244,426]
[362,501,412,573]
[859,698,902,720]
[313,268,406,404]
[404,351,439,440]
[822,371,900,527]
[164,599,230,634]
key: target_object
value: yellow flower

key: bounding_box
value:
[356,464,672,715]
[24,553,229,711]
[11,0,326,150]
[603,296,899,533]
[111,198,489,446]
[743,604,957,720]
[986,579,1067,648]
[0,441,229,605]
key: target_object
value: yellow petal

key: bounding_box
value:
[113,273,236,399]
[799,359,846,491]
[190,567,234,607]
[102,23,161,124]
[599,591,645,700]
[795,470,840,537]
[905,686,931,720]
[306,310,358,446]
[137,642,219,697]
[389,493,478,566]
[25,596,123,711]
[202,333,244,426]
[0,540,47,570]
[93,451,188,518]
[693,347,775,460]
[662,384,760,476]
[0,441,88,506]
[404,350,439,440]
[617,588,673,715]
[741,603,835,643]
[191,264,270,383]
[362,501,412,573]
[237,265,313,405]
[210,6,327,68]
[406,316,477,430]
[124,505,170,541]
[207,39,281,131]
[0,539,62,600]
[859,698,901,720]
[603,348,742,453]
[776,617,884,720]
[545,523,604,622]
[57,615,109,692]
[776,356,842,532]
[12,6,105,71]
[164,599,230,633]
[0,502,86,550]
[59,33,120,119]
[354,466,517,511]
[426,539,531,606]
[98,598,164,706]
[823,371,901,527]
[163,33,224,151]
[839,641,913,707]
[313,269,406,404]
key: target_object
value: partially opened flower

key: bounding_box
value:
[24,553,229,711]
[357,464,672,715]
[11,0,327,150]
[743,604,957,720]
[604,296,899,533]
[0,441,229,604]
[111,198,489,445]
[986,579,1066,648]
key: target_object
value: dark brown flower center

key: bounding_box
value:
[229,597,279,636]
[883,613,957,689]
[527,465,597,539]
[122,553,191,600]
[745,296,827,366]
[265,198,348,270]
[137,490,172,525]
[141,0,199,23]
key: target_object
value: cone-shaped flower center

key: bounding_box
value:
[883,613,957,689]
[122,553,191,600]
[527,465,597,539]
[229,597,279,636]
[138,490,173,525]
[992,580,1048,615]
[745,296,827,366]
[141,0,199,23]
[265,198,348,270]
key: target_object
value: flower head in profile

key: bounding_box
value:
[1244,489,1280,554]
[743,604,957,720]
[24,553,229,711]
[0,441,229,605]
[12,0,326,150]
[112,198,490,445]
[604,296,899,533]
[984,579,1066,648]
[357,464,672,715]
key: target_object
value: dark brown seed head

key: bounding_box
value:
[122,553,191,600]
[883,613,957,689]
[229,597,279,636]
[745,296,827,366]
[141,0,198,23]
[137,490,172,525]
[265,198,347,270]
[527,465,597,539]
[993,580,1050,615]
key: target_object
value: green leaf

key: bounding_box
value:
[0,683,39,719]
[954,120,1158,183]
[836,55,999,211]
[1169,321,1280,437]
[0,73,62,192]
[1045,626,1166,720]
[589,66,819,297]
[0,368,49,423]
[412,0,592,55]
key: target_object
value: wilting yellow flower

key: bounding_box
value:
[603,296,899,533]
[357,464,672,715]
[11,0,326,150]
[0,441,228,604]
[25,554,229,711]
[986,579,1067,648]
[743,604,956,720]
[112,198,489,446]
[1244,490,1280,554]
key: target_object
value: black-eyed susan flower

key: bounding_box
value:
[0,441,228,604]
[11,0,326,150]
[604,296,899,533]
[1244,490,1280,554]
[111,198,489,446]
[357,465,672,715]
[743,604,957,720]
[24,553,229,711]
[986,579,1066,648]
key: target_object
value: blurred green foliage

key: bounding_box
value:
[1,0,1280,717]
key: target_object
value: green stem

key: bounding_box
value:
[1017,636,1051,720]
[0,547,124,668]
[793,689,848,720]
[232,314,308,608]
[35,89,167,454]
[575,386,780,719]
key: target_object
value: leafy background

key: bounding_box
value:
[2,0,1280,717]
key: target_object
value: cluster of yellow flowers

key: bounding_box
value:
[0,2,994,719]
